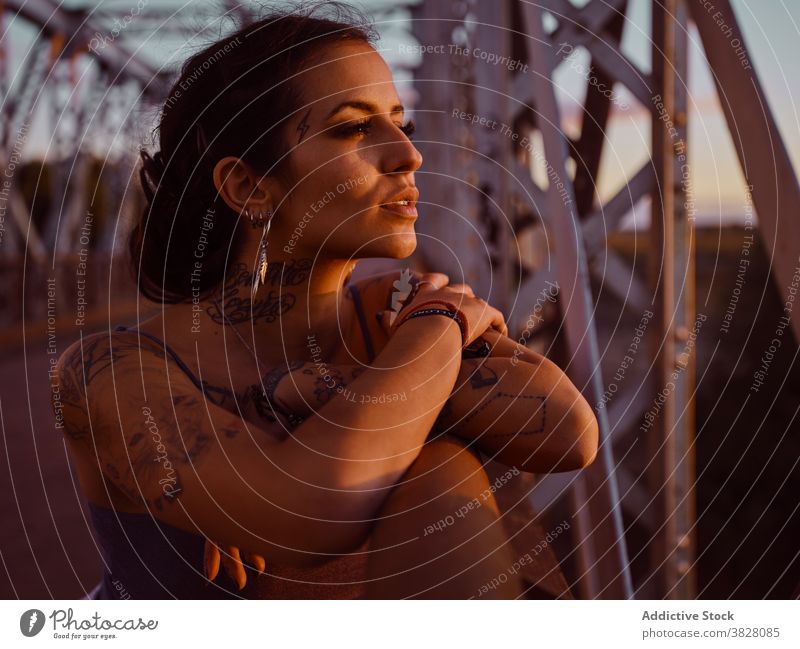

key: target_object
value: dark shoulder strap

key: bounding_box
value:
[114,324,206,395]
[347,284,375,363]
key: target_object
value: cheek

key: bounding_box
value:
[321,172,376,221]
[295,156,373,207]
[283,151,383,240]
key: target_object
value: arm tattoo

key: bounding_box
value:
[59,333,227,508]
[312,367,346,404]
[462,338,492,359]
[436,359,547,438]
[56,334,167,446]
[115,394,214,511]
[465,393,547,439]
[465,357,500,389]
[242,360,306,429]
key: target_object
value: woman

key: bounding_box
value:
[54,2,598,599]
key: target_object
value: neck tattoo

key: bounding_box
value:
[206,259,313,326]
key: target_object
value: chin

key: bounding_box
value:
[338,221,417,259]
[380,233,417,259]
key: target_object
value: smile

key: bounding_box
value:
[380,200,418,218]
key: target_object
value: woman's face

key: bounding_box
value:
[269,40,423,262]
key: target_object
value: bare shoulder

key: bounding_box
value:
[347,268,428,314]
[346,269,456,357]
[54,328,236,513]
[55,329,169,401]
[53,331,144,428]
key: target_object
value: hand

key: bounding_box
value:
[376,271,449,336]
[383,276,508,346]
[204,539,266,590]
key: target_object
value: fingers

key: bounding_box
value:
[205,540,266,590]
[418,272,449,289]
[246,552,266,574]
[474,298,507,337]
[486,303,509,337]
[204,539,220,581]
[465,299,509,345]
[220,545,247,591]
[446,283,475,298]
[389,272,509,344]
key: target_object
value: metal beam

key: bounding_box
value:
[4,0,168,98]
[688,0,800,345]
[648,0,696,599]
[521,1,634,600]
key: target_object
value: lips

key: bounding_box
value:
[380,186,419,218]
[380,202,418,218]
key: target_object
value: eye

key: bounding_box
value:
[335,117,373,137]
[398,119,416,140]
[333,118,416,140]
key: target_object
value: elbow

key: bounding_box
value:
[573,408,600,468]
[569,401,600,469]
[555,397,600,471]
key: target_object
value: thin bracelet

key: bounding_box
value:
[390,298,470,344]
[400,307,467,347]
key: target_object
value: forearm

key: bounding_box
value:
[278,347,597,475]
[280,315,462,514]
[434,356,599,472]
[478,328,547,365]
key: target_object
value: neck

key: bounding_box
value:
[204,257,358,361]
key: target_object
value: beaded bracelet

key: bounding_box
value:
[389,297,471,343]
[393,305,468,347]
[389,298,462,329]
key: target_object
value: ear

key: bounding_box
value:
[212,156,276,215]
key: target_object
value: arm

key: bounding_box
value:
[475,327,549,365]
[55,316,462,568]
[345,272,598,472]
[433,355,598,472]
[276,353,598,473]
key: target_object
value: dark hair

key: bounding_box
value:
[132,1,378,303]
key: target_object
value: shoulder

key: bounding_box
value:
[347,268,426,312]
[54,329,175,422]
[52,331,129,446]
[55,330,168,387]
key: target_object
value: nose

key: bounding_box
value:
[382,126,423,175]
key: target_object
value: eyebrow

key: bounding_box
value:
[325,100,405,120]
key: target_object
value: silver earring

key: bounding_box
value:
[251,208,273,299]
